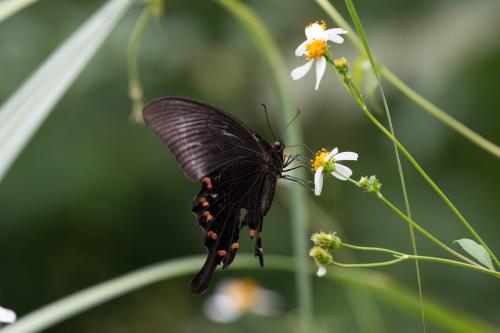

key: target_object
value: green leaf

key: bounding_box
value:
[455,239,495,270]
[0,0,134,183]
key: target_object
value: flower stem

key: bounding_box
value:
[341,0,425,327]
[127,1,159,123]
[332,257,406,268]
[378,192,479,267]
[334,68,499,268]
[344,177,479,267]
[337,243,500,277]
[315,0,500,159]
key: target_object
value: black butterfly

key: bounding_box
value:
[143,97,291,294]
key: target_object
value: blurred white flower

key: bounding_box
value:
[203,279,283,323]
[311,148,358,196]
[316,264,327,277]
[0,306,16,324]
[291,20,347,90]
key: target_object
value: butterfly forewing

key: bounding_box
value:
[143,97,284,294]
[143,97,269,181]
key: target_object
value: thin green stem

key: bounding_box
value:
[332,257,406,268]
[214,1,312,332]
[336,243,499,277]
[403,255,500,277]
[342,0,425,328]
[315,0,500,159]
[127,2,157,123]
[343,243,403,257]
[377,191,479,267]
[338,72,499,268]
[344,177,479,267]
[1,255,496,333]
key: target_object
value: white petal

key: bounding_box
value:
[332,163,352,180]
[291,60,313,80]
[203,295,241,323]
[314,57,326,90]
[333,151,358,161]
[325,28,347,43]
[305,23,325,40]
[294,40,308,57]
[314,167,324,196]
[316,265,327,277]
[0,306,16,324]
[325,147,338,160]
[326,28,348,35]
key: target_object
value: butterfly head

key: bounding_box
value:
[273,140,285,153]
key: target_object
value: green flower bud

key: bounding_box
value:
[311,231,342,250]
[334,57,349,74]
[358,175,382,193]
[358,176,370,190]
[369,175,382,193]
[309,246,333,265]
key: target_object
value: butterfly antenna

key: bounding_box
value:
[280,109,301,137]
[261,103,277,141]
[285,143,315,156]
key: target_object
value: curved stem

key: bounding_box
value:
[0,255,496,333]
[315,0,500,159]
[376,192,480,267]
[341,1,425,326]
[340,75,499,268]
[127,2,156,123]
[332,257,406,268]
[343,243,403,257]
[332,245,500,277]
[214,1,312,332]
[404,255,500,277]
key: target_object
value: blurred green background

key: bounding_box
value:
[0,0,499,332]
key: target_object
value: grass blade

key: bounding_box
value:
[214,1,312,332]
[0,0,40,23]
[0,0,134,183]
[315,0,500,158]
[0,255,495,333]
[343,0,426,330]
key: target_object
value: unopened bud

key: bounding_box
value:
[311,231,342,250]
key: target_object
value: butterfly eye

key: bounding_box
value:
[273,141,284,151]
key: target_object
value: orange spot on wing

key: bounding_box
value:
[231,243,240,250]
[202,177,213,190]
[217,249,227,257]
[203,211,213,222]
[207,231,218,240]
[198,197,209,207]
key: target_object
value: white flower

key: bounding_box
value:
[291,21,347,90]
[0,306,16,324]
[316,264,327,277]
[203,279,283,323]
[311,147,358,196]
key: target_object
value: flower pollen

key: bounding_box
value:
[312,148,329,171]
[306,20,327,30]
[305,39,327,60]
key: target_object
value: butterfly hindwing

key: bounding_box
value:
[143,97,284,294]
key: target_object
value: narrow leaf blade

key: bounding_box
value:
[0,0,134,183]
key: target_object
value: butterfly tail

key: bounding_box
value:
[191,249,219,294]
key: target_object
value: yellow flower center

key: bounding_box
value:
[306,20,327,30]
[306,39,327,60]
[311,148,329,171]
